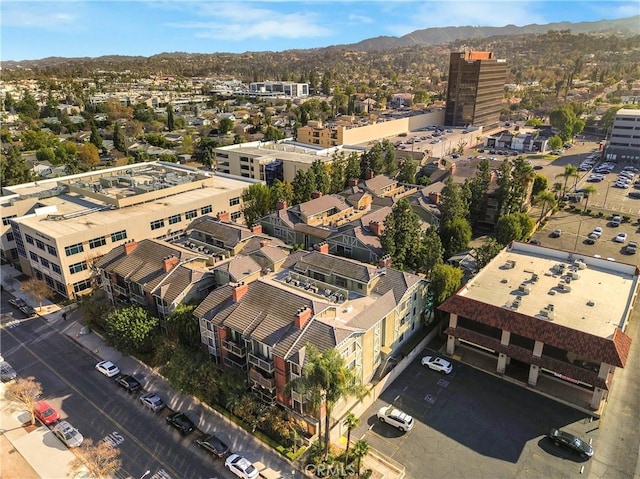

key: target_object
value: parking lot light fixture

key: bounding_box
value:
[139,470,151,479]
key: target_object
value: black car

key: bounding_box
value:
[629,192,640,199]
[195,433,230,458]
[115,375,142,393]
[547,428,594,458]
[166,412,196,435]
[8,298,36,316]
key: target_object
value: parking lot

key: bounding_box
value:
[351,351,594,479]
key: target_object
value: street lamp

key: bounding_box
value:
[139,470,151,479]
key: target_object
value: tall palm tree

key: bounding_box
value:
[552,182,564,200]
[581,185,597,212]
[556,164,578,198]
[352,439,370,477]
[535,190,558,222]
[343,412,359,466]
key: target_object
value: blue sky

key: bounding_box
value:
[2,1,639,61]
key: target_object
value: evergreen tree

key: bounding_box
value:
[242,183,273,227]
[380,199,423,269]
[345,152,361,183]
[16,90,40,119]
[396,158,417,184]
[112,122,126,153]
[167,105,174,131]
[494,159,512,217]
[269,180,294,209]
[466,158,491,227]
[382,140,397,176]
[309,160,331,194]
[440,217,472,259]
[0,146,33,187]
[439,177,469,225]
[90,123,103,150]
[292,169,315,204]
[417,228,444,276]
[329,151,346,193]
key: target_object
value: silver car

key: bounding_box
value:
[139,392,166,412]
[0,361,17,381]
[52,420,84,448]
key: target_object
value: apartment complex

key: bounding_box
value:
[296,111,445,148]
[2,162,255,298]
[605,108,640,162]
[213,140,365,185]
[194,245,428,433]
[445,51,507,129]
[248,81,309,98]
[439,242,637,410]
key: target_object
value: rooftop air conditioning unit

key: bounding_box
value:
[518,285,531,295]
[570,272,580,280]
[558,283,572,292]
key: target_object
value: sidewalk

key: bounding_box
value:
[1,265,301,479]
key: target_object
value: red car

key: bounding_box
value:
[34,400,60,426]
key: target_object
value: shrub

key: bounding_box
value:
[597,212,604,217]
[623,215,631,223]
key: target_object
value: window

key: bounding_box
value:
[201,205,212,215]
[69,261,88,274]
[40,257,50,268]
[111,230,127,242]
[51,263,62,274]
[231,211,242,221]
[150,219,165,230]
[73,278,92,293]
[47,245,57,256]
[2,215,16,226]
[229,197,240,206]
[185,210,197,220]
[55,281,66,294]
[6,232,14,242]
[88,236,106,249]
[168,214,181,225]
[35,270,43,280]
[65,243,84,256]
[29,251,39,261]
[25,234,34,245]
[240,164,250,170]
[35,239,45,250]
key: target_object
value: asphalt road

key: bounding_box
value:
[352,353,595,479]
[0,294,229,479]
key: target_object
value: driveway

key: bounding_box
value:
[352,352,594,479]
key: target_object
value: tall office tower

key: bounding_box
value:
[444,51,507,129]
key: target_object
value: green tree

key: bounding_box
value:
[549,105,578,141]
[242,183,273,227]
[494,159,512,217]
[194,137,220,167]
[380,199,423,269]
[413,90,430,104]
[166,304,199,348]
[417,227,444,276]
[534,190,557,222]
[264,126,285,141]
[556,164,578,198]
[474,238,503,269]
[78,143,100,170]
[439,177,469,225]
[105,306,158,355]
[21,129,58,150]
[112,122,126,153]
[329,151,347,193]
[167,106,175,131]
[531,174,549,196]
[36,147,55,164]
[269,180,294,209]
[292,169,315,204]
[548,135,563,151]
[495,214,524,245]
[90,123,103,150]
[466,158,491,227]
[133,103,154,122]
[345,152,361,182]
[219,117,234,135]
[599,106,622,132]
[508,157,535,213]
[352,439,370,477]
[16,90,40,119]
[309,160,331,195]
[382,140,397,176]
[343,413,359,466]
[439,217,472,259]
[396,158,417,184]
[430,263,463,313]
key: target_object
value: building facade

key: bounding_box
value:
[248,81,309,98]
[445,51,507,129]
[439,242,637,410]
[605,108,640,162]
[3,162,255,299]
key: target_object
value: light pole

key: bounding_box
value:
[603,181,612,209]
[140,470,151,479]
[574,220,583,252]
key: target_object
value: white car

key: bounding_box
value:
[615,232,628,243]
[95,360,120,378]
[591,227,603,238]
[225,454,259,479]
[615,182,630,189]
[421,356,453,374]
[52,420,84,448]
[377,405,414,432]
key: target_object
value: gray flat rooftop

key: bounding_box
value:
[461,242,639,339]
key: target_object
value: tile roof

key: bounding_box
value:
[152,265,208,304]
[214,255,262,282]
[439,295,631,367]
[291,250,378,283]
[296,195,351,218]
[186,216,253,248]
[363,175,397,195]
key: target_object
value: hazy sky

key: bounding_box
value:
[2,0,639,61]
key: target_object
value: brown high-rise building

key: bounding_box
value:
[445,51,507,129]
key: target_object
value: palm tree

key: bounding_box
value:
[552,182,564,200]
[581,185,597,212]
[535,190,557,222]
[343,412,359,466]
[352,439,370,477]
[556,164,578,198]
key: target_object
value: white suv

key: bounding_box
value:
[377,405,414,432]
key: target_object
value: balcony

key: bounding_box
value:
[252,386,276,405]
[223,355,247,370]
[222,339,246,358]
[112,284,129,296]
[248,353,274,374]
[249,368,276,391]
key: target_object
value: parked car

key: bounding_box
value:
[8,298,36,316]
[115,374,142,393]
[195,433,230,458]
[585,233,598,245]
[421,356,453,374]
[551,229,562,238]
[629,192,640,199]
[0,361,17,381]
[225,453,259,479]
[591,227,603,238]
[626,241,637,254]
[34,400,60,426]
[611,216,622,227]
[139,392,166,412]
[615,232,627,243]
[52,420,84,448]
[547,428,593,458]
[95,360,120,378]
[166,412,196,435]
[376,405,414,432]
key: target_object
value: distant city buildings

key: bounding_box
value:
[248,81,309,98]
[445,51,507,129]
[605,108,640,162]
